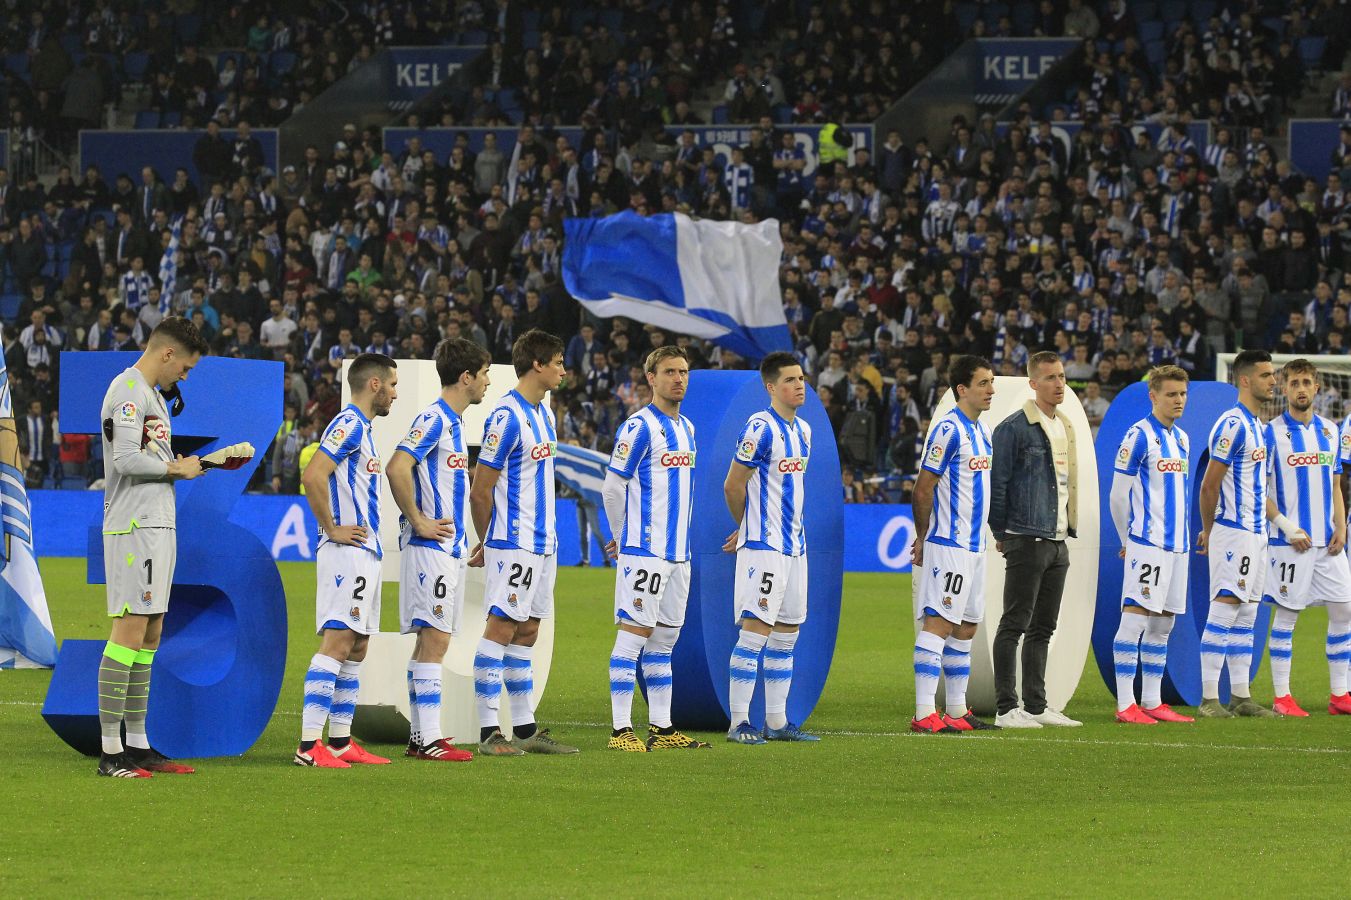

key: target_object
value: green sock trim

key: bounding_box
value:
[103,641,138,666]
[134,648,156,665]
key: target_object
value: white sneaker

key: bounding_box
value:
[1029,708,1083,727]
[993,708,1043,729]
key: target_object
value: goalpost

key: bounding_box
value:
[1216,353,1351,423]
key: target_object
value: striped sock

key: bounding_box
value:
[942,636,973,718]
[1269,606,1299,697]
[913,630,945,719]
[473,638,506,732]
[728,630,767,725]
[503,644,535,734]
[412,662,443,744]
[1140,616,1174,708]
[1327,603,1351,695]
[406,660,420,746]
[300,653,341,745]
[1227,603,1257,699]
[1201,601,1238,698]
[327,659,362,745]
[123,647,156,750]
[763,630,799,730]
[1113,613,1148,711]
[641,625,679,729]
[98,641,137,755]
[608,630,645,730]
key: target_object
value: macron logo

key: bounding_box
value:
[335,575,345,587]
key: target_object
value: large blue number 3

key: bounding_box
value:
[50,353,286,758]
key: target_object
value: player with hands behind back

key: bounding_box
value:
[293,353,398,768]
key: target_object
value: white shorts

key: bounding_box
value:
[915,542,986,625]
[1207,523,1267,604]
[400,544,467,635]
[483,546,556,622]
[1121,542,1188,614]
[316,543,383,635]
[614,553,691,628]
[733,548,807,626]
[1265,543,1351,610]
[104,526,176,617]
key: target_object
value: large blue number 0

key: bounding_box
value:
[47,353,286,758]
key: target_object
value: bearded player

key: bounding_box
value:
[387,338,490,761]
[294,353,398,768]
[1265,359,1351,716]
[1196,349,1298,718]
[601,346,709,751]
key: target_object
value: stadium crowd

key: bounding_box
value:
[1,0,1349,504]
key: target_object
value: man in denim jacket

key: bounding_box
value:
[988,351,1082,728]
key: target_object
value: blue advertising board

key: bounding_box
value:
[386,46,484,104]
[996,120,1211,165]
[31,488,911,573]
[79,128,280,190]
[1288,119,1346,183]
[975,38,1081,104]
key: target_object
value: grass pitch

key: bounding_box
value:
[3,559,1350,897]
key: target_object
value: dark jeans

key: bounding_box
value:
[994,536,1069,715]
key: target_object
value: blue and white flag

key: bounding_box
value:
[157,216,183,315]
[0,357,55,669]
[562,211,791,361]
[553,443,613,543]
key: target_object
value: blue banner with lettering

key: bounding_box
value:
[995,120,1211,164]
[30,489,913,573]
[1288,119,1346,183]
[975,38,1080,103]
[386,46,484,104]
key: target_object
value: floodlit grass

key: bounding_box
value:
[3,560,1348,897]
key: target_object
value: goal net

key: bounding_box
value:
[1216,353,1351,423]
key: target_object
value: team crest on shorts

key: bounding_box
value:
[1141,585,1151,598]
[757,597,769,612]
[433,604,444,618]
[142,591,152,605]
[1280,584,1289,597]
[1237,578,1246,590]
[349,606,360,621]
[507,593,518,607]
[633,596,644,611]
[942,596,953,609]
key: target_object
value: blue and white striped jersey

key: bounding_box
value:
[1338,413,1351,516]
[394,398,470,557]
[920,407,993,553]
[1208,405,1270,534]
[724,162,753,210]
[478,389,557,555]
[1115,415,1190,552]
[733,408,811,557]
[1267,412,1342,547]
[317,404,384,559]
[608,404,696,563]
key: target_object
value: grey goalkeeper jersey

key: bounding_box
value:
[100,366,175,533]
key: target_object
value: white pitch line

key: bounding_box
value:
[545,720,1351,755]
[5,707,1347,755]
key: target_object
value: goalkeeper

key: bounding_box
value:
[94,317,252,778]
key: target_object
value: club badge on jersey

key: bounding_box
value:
[733,410,811,557]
